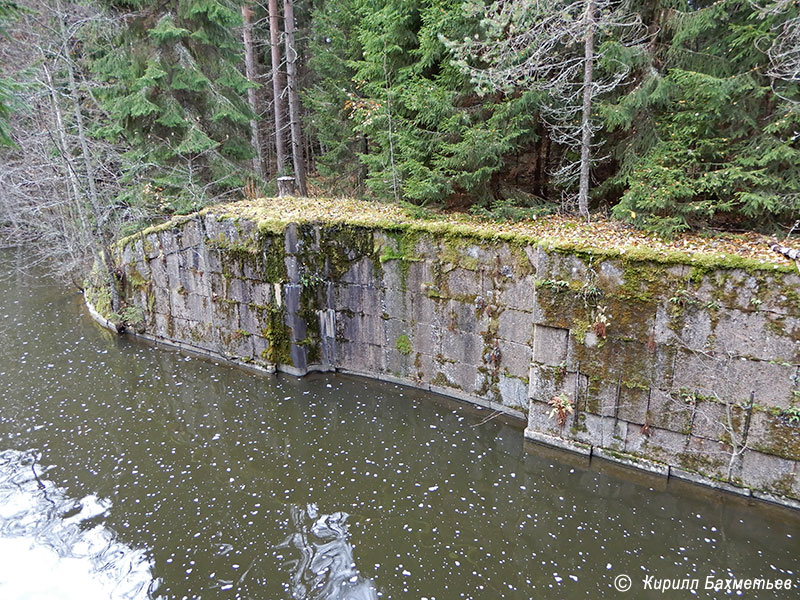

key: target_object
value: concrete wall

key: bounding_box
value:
[104,212,800,506]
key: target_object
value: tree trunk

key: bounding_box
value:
[242,4,265,179]
[578,0,595,219]
[283,0,307,196]
[268,0,287,175]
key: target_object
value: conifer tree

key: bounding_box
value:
[607,0,800,233]
[0,0,20,147]
[89,0,257,213]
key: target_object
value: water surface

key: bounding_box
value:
[0,249,798,599]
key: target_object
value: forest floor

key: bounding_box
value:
[168,197,797,272]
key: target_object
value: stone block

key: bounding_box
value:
[446,268,482,298]
[143,233,160,259]
[169,289,193,321]
[203,247,223,274]
[712,309,800,363]
[153,312,171,338]
[690,400,741,442]
[360,286,382,316]
[383,286,408,318]
[385,318,411,349]
[239,302,263,334]
[497,309,534,344]
[528,364,585,406]
[211,299,240,333]
[616,385,649,426]
[445,299,479,334]
[337,341,384,373]
[672,351,796,408]
[340,312,383,345]
[284,223,299,254]
[380,260,403,291]
[496,275,537,313]
[567,411,604,447]
[623,423,688,465]
[674,436,730,481]
[186,293,208,319]
[340,257,375,285]
[165,253,180,288]
[740,449,799,498]
[152,286,171,315]
[497,340,532,379]
[442,331,484,366]
[250,282,273,306]
[746,410,800,460]
[252,335,270,363]
[409,293,439,325]
[406,260,432,295]
[532,324,569,366]
[646,389,694,434]
[335,284,361,313]
[526,399,564,439]
[600,416,627,449]
[498,374,528,411]
[439,361,481,395]
[159,230,180,256]
[179,220,203,249]
[583,379,618,417]
[226,278,249,303]
[411,321,441,357]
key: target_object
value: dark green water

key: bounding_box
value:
[0,249,798,599]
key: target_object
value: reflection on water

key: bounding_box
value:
[0,248,799,599]
[0,449,156,599]
[279,504,377,600]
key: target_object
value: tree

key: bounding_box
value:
[89,0,256,213]
[607,0,800,234]
[268,0,287,174]
[0,0,129,291]
[242,3,265,178]
[284,0,306,195]
[447,0,647,217]
[759,0,800,84]
[0,0,20,147]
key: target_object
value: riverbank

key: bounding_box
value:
[89,197,800,508]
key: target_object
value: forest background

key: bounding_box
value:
[0,0,798,283]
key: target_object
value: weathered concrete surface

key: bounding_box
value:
[96,211,800,507]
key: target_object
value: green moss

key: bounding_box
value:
[260,305,292,365]
[396,334,412,355]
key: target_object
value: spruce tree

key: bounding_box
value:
[0,0,19,147]
[607,0,800,233]
[89,0,257,214]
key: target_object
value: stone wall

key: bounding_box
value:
[102,211,800,506]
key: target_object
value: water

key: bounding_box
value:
[0,248,798,599]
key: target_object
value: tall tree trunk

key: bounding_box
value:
[268,0,287,175]
[242,4,265,179]
[578,0,595,219]
[283,0,306,196]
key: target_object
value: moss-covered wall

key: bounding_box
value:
[96,210,800,507]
